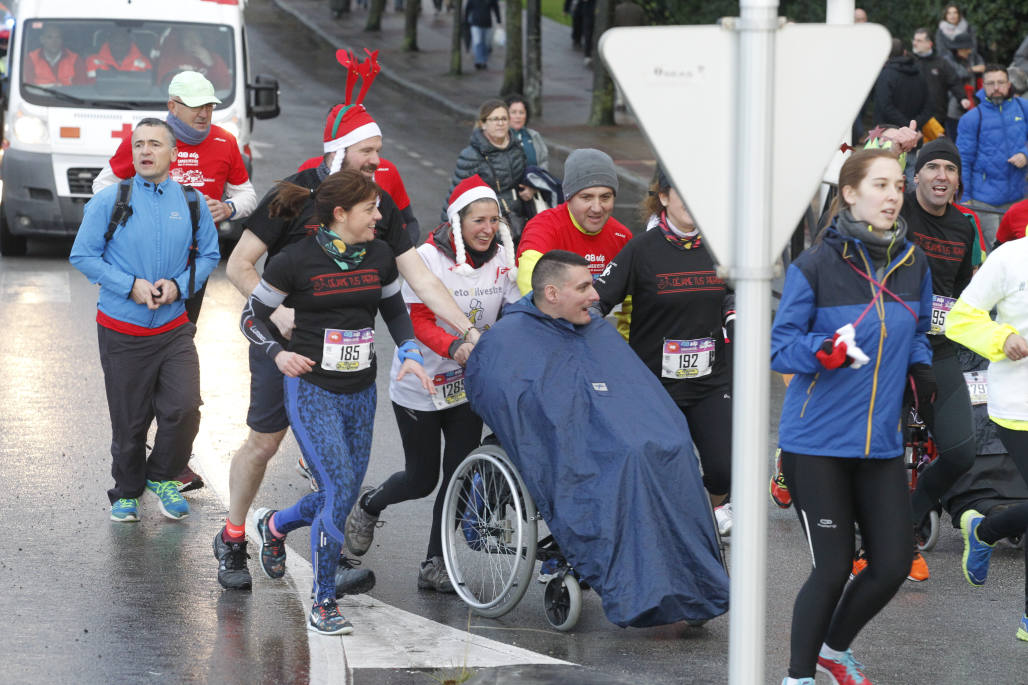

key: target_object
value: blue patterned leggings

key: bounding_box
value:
[275,376,377,603]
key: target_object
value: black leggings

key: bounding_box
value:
[910,353,977,525]
[781,451,913,679]
[678,386,732,497]
[978,425,1028,614]
[364,402,483,559]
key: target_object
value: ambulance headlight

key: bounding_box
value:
[13,115,48,145]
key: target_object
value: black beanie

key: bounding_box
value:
[914,137,961,176]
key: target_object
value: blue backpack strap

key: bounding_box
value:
[181,185,201,298]
[104,179,134,243]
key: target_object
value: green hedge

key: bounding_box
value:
[633,1,1026,64]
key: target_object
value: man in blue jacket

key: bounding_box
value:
[957,64,1028,247]
[70,118,220,523]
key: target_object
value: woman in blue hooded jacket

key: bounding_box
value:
[771,148,935,685]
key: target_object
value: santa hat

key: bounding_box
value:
[323,104,381,173]
[324,49,382,174]
[447,175,517,281]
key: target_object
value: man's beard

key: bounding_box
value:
[360,163,378,176]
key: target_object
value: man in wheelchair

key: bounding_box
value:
[465,250,730,627]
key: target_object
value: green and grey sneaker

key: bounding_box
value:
[146,480,190,520]
[110,497,140,522]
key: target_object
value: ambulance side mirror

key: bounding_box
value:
[247,74,280,121]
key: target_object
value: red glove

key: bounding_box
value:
[816,333,852,370]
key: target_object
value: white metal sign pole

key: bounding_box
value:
[728,0,777,683]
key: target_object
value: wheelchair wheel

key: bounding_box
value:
[543,574,582,632]
[916,508,940,552]
[442,445,537,618]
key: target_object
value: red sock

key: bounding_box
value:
[223,518,245,542]
[268,514,283,539]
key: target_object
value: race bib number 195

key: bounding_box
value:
[322,328,374,372]
[930,295,956,335]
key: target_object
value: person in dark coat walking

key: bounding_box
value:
[873,39,933,130]
[464,0,501,70]
[446,99,533,239]
[912,28,965,140]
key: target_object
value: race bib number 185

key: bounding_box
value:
[322,328,374,372]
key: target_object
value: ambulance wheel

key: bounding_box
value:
[544,574,581,632]
[0,209,26,257]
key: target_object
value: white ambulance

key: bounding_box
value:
[0,0,279,255]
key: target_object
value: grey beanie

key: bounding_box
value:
[562,148,619,199]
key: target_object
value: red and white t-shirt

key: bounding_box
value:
[297,155,411,211]
[108,125,249,201]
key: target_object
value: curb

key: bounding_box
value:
[268,0,648,190]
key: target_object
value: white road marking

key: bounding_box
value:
[1,272,71,304]
[192,424,569,685]
[406,150,422,159]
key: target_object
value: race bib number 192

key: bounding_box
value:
[662,338,715,379]
[322,328,374,372]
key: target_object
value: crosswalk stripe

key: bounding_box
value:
[192,425,569,684]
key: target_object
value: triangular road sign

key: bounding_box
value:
[600,23,891,269]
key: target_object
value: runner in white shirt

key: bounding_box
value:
[343,175,520,591]
[945,236,1028,641]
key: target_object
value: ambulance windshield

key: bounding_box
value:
[18,19,235,108]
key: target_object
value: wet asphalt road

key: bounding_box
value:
[2,1,1028,683]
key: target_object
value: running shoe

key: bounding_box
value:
[816,648,870,685]
[344,487,381,556]
[296,455,318,492]
[714,502,733,536]
[308,599,354,635]
[781,679,815,685]
[960,509,995,587]
[849,551,867,580]
[146,479,190,520]
[907,552,930,582]
[1017,615,1028,642]
[308,556,377,598]
[336,555,376,596]
[417,556,455,593]
[173,463,205,493]
[110,497,140,522]
[255,507,287,579]
[213,529,253,590]
[770,448,792,508]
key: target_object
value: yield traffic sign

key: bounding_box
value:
[599,22,891,269]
